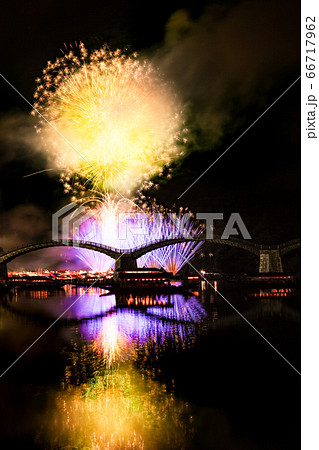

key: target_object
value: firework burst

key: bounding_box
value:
[33,43,186,196]
[72,197,203,275]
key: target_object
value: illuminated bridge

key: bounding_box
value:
[0,236,300,278]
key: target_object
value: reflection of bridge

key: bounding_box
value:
[0,236,300,278]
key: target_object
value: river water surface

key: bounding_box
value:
[0,284,300,449]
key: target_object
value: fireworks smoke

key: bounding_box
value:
[154,1,299,152]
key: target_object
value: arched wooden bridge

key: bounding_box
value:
[0,236,300,276]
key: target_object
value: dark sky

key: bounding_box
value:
[0,0,300,261]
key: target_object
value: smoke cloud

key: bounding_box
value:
[153,0,299,151]
[0,204,79,271]
[0,112,43,164]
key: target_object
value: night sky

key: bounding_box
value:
[0,0,300,269]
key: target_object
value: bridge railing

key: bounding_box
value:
[1,236,260,257]
[2,239,123,255]
[0,236,300,263]
[279,238,301,249]
[128,238,186,253]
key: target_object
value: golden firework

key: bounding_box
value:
[33,43,186,195]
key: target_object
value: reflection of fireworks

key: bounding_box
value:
[93,314,132,364]
[44,367,193,449]
[147,295,206,322]
[80,294,206,356]
[73,197,203,274]
[33,43,186,195]
[37,294,205,447]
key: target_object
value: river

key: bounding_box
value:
[0,283,300,449]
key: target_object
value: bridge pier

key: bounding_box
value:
[0,262,8,279]
[113,254,138,285]
[114,254,138,271]
[0,248,8,280]
[259,249,283,273]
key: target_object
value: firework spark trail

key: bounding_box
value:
[33,43,187,197]
[136,209,203,274]
[72,197,203,275]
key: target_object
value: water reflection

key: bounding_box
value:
[247,287,293,298]
[41,362,194,449]
[79,294,206,364]
[34,290,205,448]
[4,287,116,320]
[82,311,192,365]
[0,284,300,448]
[2,288,206,447]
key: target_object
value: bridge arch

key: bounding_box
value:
[0,237,300,274]
[0,240,123,265]
[130,235,261,259]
